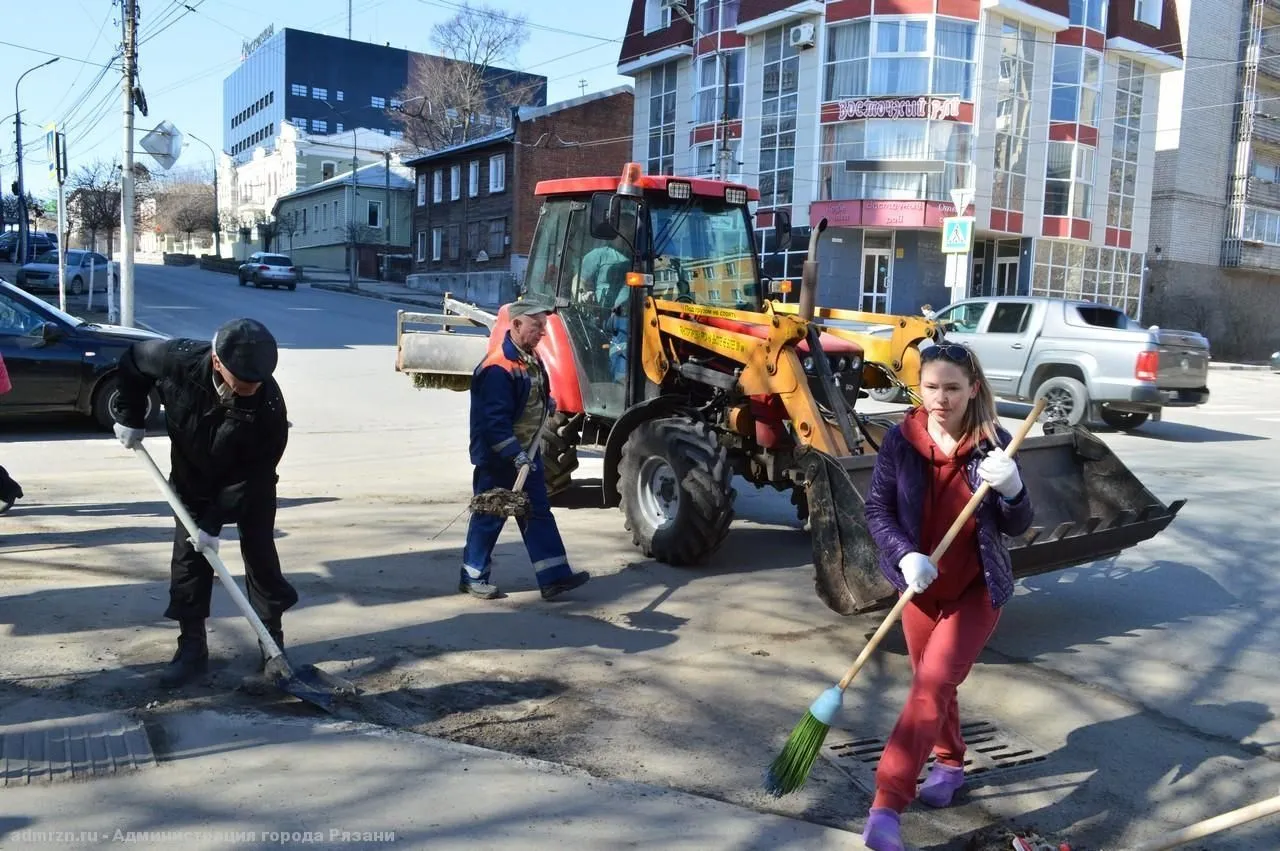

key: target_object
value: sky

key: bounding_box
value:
[1,0,634,201]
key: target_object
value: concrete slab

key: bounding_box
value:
[0,698,155,786]
[0,706,869,850]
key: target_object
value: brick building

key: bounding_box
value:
[404,86,634,291]
[1144,0,1280,359]
[616,0,1183,320]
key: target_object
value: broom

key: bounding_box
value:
[764,398,1047,797]
[469,411,552,518]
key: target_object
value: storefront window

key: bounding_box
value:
[1032,240,1142,317]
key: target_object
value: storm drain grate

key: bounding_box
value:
[820,720,1049,795]
[0,712,156,786]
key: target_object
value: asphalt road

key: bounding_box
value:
[1,262,1278,850]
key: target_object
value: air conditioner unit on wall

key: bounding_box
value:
[789,22,816,50]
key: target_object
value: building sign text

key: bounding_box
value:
[242,25,274,60]
[837,96,962,121]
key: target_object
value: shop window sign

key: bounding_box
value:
[837,96,962,121]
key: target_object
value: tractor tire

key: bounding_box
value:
[790,487,811,531]
[541,411,581,497]
[619,417,735,566]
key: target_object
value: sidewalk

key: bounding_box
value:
[0,696,867,850]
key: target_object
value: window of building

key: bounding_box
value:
[697,0,741,33]
[467,221,481,257]
[1252,158,1280,182]
[417,231,427,262]
[301,208,308,233]
[992,17,1035,213]
[366,200,383,229]
[1051,45,1103,125]
[825,18,977,101]
[335,123,343,132]
[696,50,744,124]
[433,170,443,203]
[820,119,971,201]
[469,160,480,197]
[1069,0,1108,29]
[371,96,386,109]
[336,90,344,101]
[390,98,403,109]
[322,161,337,181]
[759,26,800,209]
[432,228,443,261]
[447,224,460,261]
[1134,0,1162,27]
[390,130,403,140]
[1045,141,1094,218]
[648,62,678,175]
[290,83,307,96]
[312,87,327,100]
[451,164,461,200]
[643,0,672,34]
[1032,241,1143,318]
[1243,207,1280,244]
[488,218,507,256]
[417,174,427,206]
[695,141,742,181]
[1106,59,1143,231]
[292,116,306,129]
[489,154,506,192]
[312,119,327,133]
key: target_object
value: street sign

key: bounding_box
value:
[140,120,183,170]
[941,216,974,254]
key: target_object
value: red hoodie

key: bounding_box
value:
[899,407,984,602]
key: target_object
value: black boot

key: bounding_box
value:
[159,619,208,688]
[258,618,284,672]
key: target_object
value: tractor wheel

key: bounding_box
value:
[790,487,811,531]
[619,417,735,566]
[541,411,581,497]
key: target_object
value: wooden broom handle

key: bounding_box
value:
[837,398,1047,690]
[1123,791,1280,850]
[512,404,553,492]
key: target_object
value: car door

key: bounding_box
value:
[0,290,84,411]
[974,300,1038,395]
[87,253,111,291]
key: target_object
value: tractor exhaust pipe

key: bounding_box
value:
[799,218,828,322]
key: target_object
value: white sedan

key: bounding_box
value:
[15,250,117,296]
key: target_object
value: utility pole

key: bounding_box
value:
[717,57,731,181]
[15,57,59,265]
[348,129,358,290]
[120,0,139,327]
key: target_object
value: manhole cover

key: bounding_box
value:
[820,719,1048,795]
[0,712,156,786]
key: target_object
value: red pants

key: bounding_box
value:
[872,581,1001,812]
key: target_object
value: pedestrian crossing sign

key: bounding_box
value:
[941,216,974,254]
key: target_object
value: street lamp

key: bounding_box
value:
[14,57,59,265]
[187,132,222,258]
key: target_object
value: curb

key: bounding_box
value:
[1208,362,1273,372]
[309,282,444,309]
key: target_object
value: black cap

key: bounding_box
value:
[213,318,278,382]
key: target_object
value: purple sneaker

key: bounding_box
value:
[917,762,965,808]
[861,807,904,851]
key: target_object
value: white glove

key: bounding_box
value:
[113,422,145,449]
[899,552,938,594]
[978,447,1023,499]
[193,530,220,555]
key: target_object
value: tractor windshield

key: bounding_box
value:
[647,197,760,310]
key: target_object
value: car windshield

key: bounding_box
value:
[1,284,85,327]
[647,197,760,309]
[33,251,58,264]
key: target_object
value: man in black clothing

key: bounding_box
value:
[113,318,297,688]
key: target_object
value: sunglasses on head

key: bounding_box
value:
[921,343,973,365]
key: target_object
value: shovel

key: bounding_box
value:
[1121,788,1280,850]
[133,444,359,714]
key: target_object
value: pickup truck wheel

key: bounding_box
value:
[619,417,735,566]
[1100,408,1150,431]
[866,385,903,403]
[1035,376,1089,426]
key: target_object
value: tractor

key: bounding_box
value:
[396,163,1185,614]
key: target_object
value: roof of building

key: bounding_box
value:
[273,159,415,207]
[401,127,516,167]
[515,85,633,123]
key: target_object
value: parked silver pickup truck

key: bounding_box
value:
[929,296,1211,431]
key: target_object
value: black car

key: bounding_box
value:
[0,277,164,429]
[0,231,58,263]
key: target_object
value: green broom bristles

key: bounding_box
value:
[763,685,844,797]
[412,372,472,391]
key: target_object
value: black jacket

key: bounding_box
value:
[115,338,289,533]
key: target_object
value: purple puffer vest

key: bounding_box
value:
[863,423,1035,609]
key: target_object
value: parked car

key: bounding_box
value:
[930,296,1211,431]
[237,252,298,290]
[15,250,116,295]
[0,231,57,263]
[0,276,164,429]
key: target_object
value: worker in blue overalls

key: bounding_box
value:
[460,300,591,601]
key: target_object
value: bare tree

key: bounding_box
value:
[154,180,217,252]
[393,2,534,150]
[68,159,154,256]
[277,210,299,252]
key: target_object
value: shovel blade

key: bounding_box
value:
[263,654,360,714]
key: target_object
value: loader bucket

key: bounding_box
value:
[805,424,1187,615]
[395,309,493,392]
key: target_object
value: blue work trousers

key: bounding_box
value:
[462,461,573,588]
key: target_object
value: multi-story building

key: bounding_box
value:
[223,27,547,164]
[1146,0,1280,359]
[405,87,635,290]
[617,0,1182,319]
